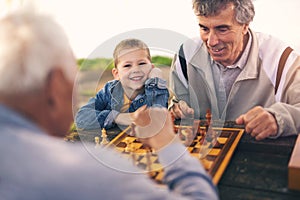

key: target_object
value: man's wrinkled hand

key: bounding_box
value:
[170,100,194,119]
[236,106,278,140]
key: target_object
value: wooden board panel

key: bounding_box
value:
[107,123,244,185]
[288,135,300,191]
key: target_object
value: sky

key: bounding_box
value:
[1,0,300,58]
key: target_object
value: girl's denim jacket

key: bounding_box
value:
[75,77,169,130]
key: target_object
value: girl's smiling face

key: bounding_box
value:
[112,48,153,99]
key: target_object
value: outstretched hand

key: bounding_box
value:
[236,106,278,140]
[131,106,178,151]
[170,100,194,119]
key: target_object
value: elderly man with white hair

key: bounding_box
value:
[0,9,218,200]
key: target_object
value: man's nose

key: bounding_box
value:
[207,31,219,47]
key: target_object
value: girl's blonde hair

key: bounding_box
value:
[113,38,151,68]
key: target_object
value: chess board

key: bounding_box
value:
[107,122,244,185]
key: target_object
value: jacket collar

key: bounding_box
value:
[108,80,146,110]
[236,28,261,82]
[190,43,217,98]
[109,80,124,108]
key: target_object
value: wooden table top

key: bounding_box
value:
[218,133,300,200]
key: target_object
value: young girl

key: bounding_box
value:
[75,39,169,130]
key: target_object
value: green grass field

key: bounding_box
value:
[77,56,172,71]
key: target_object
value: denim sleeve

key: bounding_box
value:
[75,84,119,130]
[75,97,102,130]
[103,110,119,129]
[145,77,169,108]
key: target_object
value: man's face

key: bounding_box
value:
[112,48,153,99]
[50,57,77,138]
[197,3,249,66]
[57,75,74,136]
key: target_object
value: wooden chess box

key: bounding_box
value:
[288,135,300,191]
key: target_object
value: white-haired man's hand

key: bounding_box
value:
[130,106,178,151]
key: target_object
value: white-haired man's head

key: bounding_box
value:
[0,9,77,137]
[0,9,76,94]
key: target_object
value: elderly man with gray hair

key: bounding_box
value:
[0,8,218,200]
[170,0,300,140]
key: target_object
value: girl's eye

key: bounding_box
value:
[139,62,147,66]
[123,64,131,68]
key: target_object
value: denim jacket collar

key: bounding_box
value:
[108,80,147,112]
[109,80,124,111]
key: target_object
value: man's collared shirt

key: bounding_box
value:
[211,32,252,115]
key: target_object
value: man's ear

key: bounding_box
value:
[243,23,249,35]
[112,68,119,80]
[45,68,65,108]
[43,68,74,137]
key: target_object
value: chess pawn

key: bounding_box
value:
[205,109,212,125]
[125,137,131,152]
[94,136,100,148]
[100,128,109,145]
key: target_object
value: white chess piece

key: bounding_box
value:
[100,128,109,145]
[94,136,100,148]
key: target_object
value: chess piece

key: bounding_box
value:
[206,109,212,126]
[100,128,109,145]
[200,119,218,159]
[181,128,194,146]
[125,137,131,152]
[94,136,100,148]
[205,111,217,145]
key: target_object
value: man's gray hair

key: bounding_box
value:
[0,8,76,94]
[192,0,255,24]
